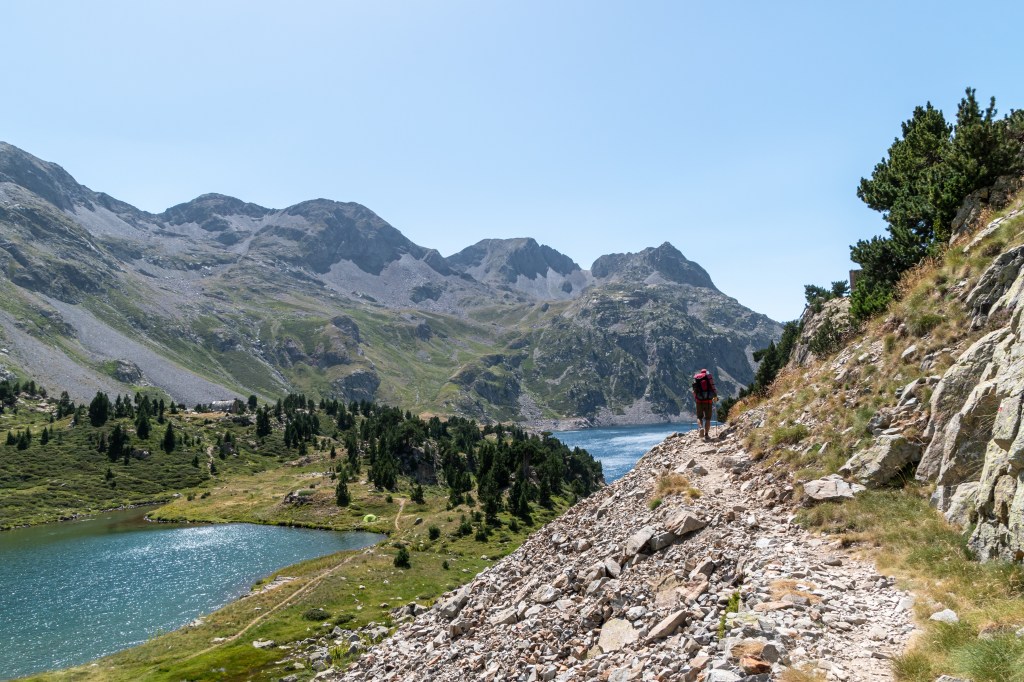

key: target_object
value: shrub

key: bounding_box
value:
[808,316,844,357]
[393,545,411,569]
[908,312,944,337]
[771,424,810,446]
[648,498,662,510]
[303,607,330,621]
[428,525,441,541]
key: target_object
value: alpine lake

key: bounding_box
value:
[0,422,699,680]
[0,510,382,680]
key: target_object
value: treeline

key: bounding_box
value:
[5,375,603,520]
[329,401,604,524]
[0,379,50,411]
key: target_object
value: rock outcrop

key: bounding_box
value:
[789,297,853,368]
[915,209,1024,561]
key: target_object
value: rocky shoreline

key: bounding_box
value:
[283,428,915,681]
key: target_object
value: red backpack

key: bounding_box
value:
[692,372,715,401]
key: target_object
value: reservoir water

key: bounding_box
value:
[556,422,704,482]
[0,509,383,680]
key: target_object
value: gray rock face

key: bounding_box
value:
[964,244,1024,328]
[911,229,1024,560]
[330,370,380,403]
[446,238,582,284]
[591,242,717,290]
[839,436,922,488]
[916,330,1007,482]
[113,360,144,383]
[939,482,981,528]
[949,175,1023,242]
[789,297,852,368]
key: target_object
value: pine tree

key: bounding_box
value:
[336,479,351,506]
[135,408,151,439]
[88,391,110,427]
[256,407,272,438]
[109,424,129,463]
[162,422,175,453]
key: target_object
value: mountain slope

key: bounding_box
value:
[0,142,780,422]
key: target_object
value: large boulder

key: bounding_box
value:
[664,511,706,537]
[801,474,865,504]
[839,436,922,487]
[597,618,638,653]
[934,482,981,528]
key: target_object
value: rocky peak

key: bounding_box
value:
[0,142,94,211]
[159,193,271,225]
[253,199,449,276]
[591,242,717,290]
[446,237,581,284]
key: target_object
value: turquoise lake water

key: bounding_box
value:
[555,422,704,482]
[0,509,382,680]
[1,423,698,679]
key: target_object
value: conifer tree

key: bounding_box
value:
[135,408,151,439]
[89,391,110,427]
[255,407,272,437]
[336,479,351,506]
[162,422,175,453]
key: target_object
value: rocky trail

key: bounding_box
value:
[296,429,916,682]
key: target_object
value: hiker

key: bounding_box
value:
[692,368,717,440]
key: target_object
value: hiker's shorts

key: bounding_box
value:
[696,401,713,422]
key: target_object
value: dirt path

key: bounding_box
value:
[178,549,367,663]
[394,497,407,531]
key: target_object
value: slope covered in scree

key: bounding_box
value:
[326,430,912,681]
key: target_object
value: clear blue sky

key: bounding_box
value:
[3,1,1022,321]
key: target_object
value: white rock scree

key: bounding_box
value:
[293,429,914,681]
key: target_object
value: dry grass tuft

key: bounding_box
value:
[779,666,827,682]
[654,472,702,500]
[770,578,821,603]
[656,473,690,496]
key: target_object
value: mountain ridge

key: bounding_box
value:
[0,141,781,423]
